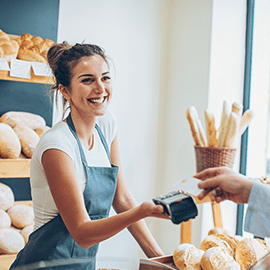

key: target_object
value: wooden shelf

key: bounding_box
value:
[0,159,30,178]
[0,69,54,85]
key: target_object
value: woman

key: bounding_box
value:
[10,42,167,269]
[195,166,270,238]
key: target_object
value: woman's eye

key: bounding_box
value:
[103,76,111,81]
[81,78,92,83]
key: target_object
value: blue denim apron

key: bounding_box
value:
[10,114,118,270]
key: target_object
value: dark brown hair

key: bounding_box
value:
[47,41,109,115]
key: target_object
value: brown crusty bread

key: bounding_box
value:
[0,183,14,211]
[7,204,34,229]
[0,123,21,159]
[0,228,25,254]
[13,125,40,158]
[0,111,46,129]
[235,238,268,270]
[173,243,204,270]
[0,209,11,229]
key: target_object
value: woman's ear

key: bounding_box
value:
[59,84,70,101]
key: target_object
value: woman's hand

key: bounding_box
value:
[194,167,254,204]
[139,202,170,220]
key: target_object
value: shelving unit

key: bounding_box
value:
[0,38,54,178]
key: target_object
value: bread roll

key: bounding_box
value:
[200,234,234,257]
[0,123,21,159]
[17,49,47,63]
[7,204,34,229]
[0,228,25,254]
[235,238,268,270]
[35,125,50,137]
[214,234,239,256]
[0,183,14,211]
[204,109,218,147]
[0,111,46,129]
[20,224,34,244]
[0,29,9,41]
[173,243,204,270]
[21,33,33,41]
[208,227,228,236]
[201,247,240,270]
[0,209,11,229]
[31,36,43,45]
[13,125,40,158]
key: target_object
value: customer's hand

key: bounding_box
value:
[194,167,254,204]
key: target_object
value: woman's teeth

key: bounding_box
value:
[88,97,106,104]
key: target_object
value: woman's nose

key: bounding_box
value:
[94,80,105,93]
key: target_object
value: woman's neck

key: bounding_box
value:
[69,110,96,150]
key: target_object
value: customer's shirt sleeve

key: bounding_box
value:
[244,181,270,238]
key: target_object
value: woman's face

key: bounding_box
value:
[63,55,112,118]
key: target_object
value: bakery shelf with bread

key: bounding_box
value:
[0,111,50,178]
[0,29,55,84]
[0,183,33,270]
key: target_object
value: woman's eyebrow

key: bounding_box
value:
[78,71,110,79]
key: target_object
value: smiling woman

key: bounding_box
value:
[9,42,169,270]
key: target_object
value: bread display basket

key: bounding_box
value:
[194,145,237,173]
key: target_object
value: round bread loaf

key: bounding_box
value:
[35,125,50,138]
[0,123,21,159]
[0,111,46,129]
[13,125,40,158]
[200,234,234,257]
[7,204,34,229]
[0,209,11,229]
[208,227,228,236]
[173,243,204,270]
[20,224,34,244]
[201,247,240,270]
[0,228,25,254]
[0,183,14,211]
[235,238,269,270]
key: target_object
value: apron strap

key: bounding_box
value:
[66,113,112,165]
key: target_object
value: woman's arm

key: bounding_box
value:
[42,147,166,250]
[110,135,166,258]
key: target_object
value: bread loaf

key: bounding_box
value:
[7,204,34,229]
[0,183,14,211]
[13,124,40,158]
[0,111,46,129]
[200,234,234,257]
[235,238,268,270]
[0,228,25,254]
[238,109,254,136]
[200,247,240,270]
[0,209,11,229]
[208,227,228,236]
[0,123,21,159]
[173,243,204,270]
[17,48,47,63]
[20,224,34,244]
[35,125,50,137]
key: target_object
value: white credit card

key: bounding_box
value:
[173,175,202,196]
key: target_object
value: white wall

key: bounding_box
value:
[57,0,247,259]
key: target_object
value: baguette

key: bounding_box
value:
[186,107,205,146]
[217,101,230,147]
[204,109,218,147]
[223,112,238,147]
[231,102,243,117]
[192,106,207,146]
[238,109,254,136]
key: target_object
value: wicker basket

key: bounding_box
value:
[194,145,237,173]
